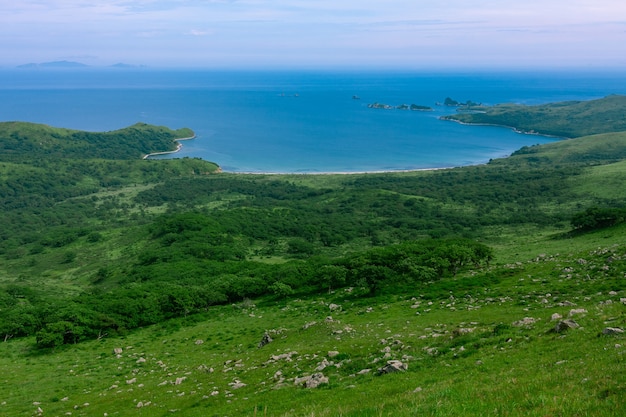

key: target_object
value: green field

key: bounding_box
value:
[0,99,625,416]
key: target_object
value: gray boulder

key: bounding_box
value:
[553,319,579,333]
[602,327,624,335]
[294,373,329,389]
[378,360,408,375]
[258,332,273,348]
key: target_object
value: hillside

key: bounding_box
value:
[442,94,626,138]
[0,122,194,161]
[0,105,625,416]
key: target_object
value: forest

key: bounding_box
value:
[1,110,625,347]
[0,99,626,416]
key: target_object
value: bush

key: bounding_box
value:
[571,207,626,231]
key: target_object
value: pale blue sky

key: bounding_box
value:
[2,0,625,69]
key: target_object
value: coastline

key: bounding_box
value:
[440,117,568,140]
[143,133,461,175]
[142,117,555,176]
[142,135,196,160]
[223,166,458,176]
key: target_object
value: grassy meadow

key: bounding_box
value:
[1,98,626,416]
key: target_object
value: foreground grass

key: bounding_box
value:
[2,226,624,416]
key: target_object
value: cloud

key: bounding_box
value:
[187,29,214,36]
[1,0,625,67]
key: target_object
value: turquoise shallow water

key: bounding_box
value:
[1,69,625,173]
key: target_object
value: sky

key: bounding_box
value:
[1,0,625,69]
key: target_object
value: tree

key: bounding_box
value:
[356,265,395,295]
[269,282,295,299]
[36,321,78,348]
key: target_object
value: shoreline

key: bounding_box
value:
[440,117,569,140]
[142,118,552,176]
[221,166,460,176]
[142,135,196,159]
[143,135,460,174]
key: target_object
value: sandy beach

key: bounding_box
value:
[142,135,196,160]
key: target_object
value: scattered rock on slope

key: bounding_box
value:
[378,360,408,374]
[553,319,579,333]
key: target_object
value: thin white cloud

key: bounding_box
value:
[187,29,214,36]
[1,0,625,67]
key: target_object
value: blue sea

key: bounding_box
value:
[1,69,625,173]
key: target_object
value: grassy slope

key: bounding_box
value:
[1,227,624,416]
[1,117,626,415]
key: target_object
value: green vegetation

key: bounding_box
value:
[443,97,481,107]
[0,121,194,160]
[1,101,626,416]
[443,94,626,138]
[367,103,432,111]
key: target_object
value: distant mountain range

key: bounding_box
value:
[16,61,146,69]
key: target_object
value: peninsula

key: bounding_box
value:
[441,94,626,138]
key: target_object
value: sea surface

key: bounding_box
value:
[1,69,625,173]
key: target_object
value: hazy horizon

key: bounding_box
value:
[2,1,625,70]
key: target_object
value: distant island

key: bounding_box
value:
[17,60,88,69]
[16,61,146,69]
[436,97,483,108]
[110,63,148,68]
[368,102,433,111]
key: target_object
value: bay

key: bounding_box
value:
[1,69,625,173]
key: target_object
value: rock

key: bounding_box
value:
[195,339,204,345]
[294,373,329,389]
[357,369,371,375]
[328,351,340,358]
[602,327,625,335]
[229,380,247,390]
[453,327,475,336]
[269,351,297,362]
[113,347,123,355]
[258,332,273,348]
[197,364,213,373]
[136,357,146,364]
[174,377,186,385]
[302,321,317,330]
[568,308,587,317]
[551,313,563,321]
[378,360,408,374]
[512,317,537,327]
[126,378,137,385]
[329,303,342,312]
[315,358,330,371]
[136,402,144,408]
[553,319,579,333]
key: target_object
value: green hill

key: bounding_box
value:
[0,121,194,160]
[0,107,625,416]
[443,94,626,138]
